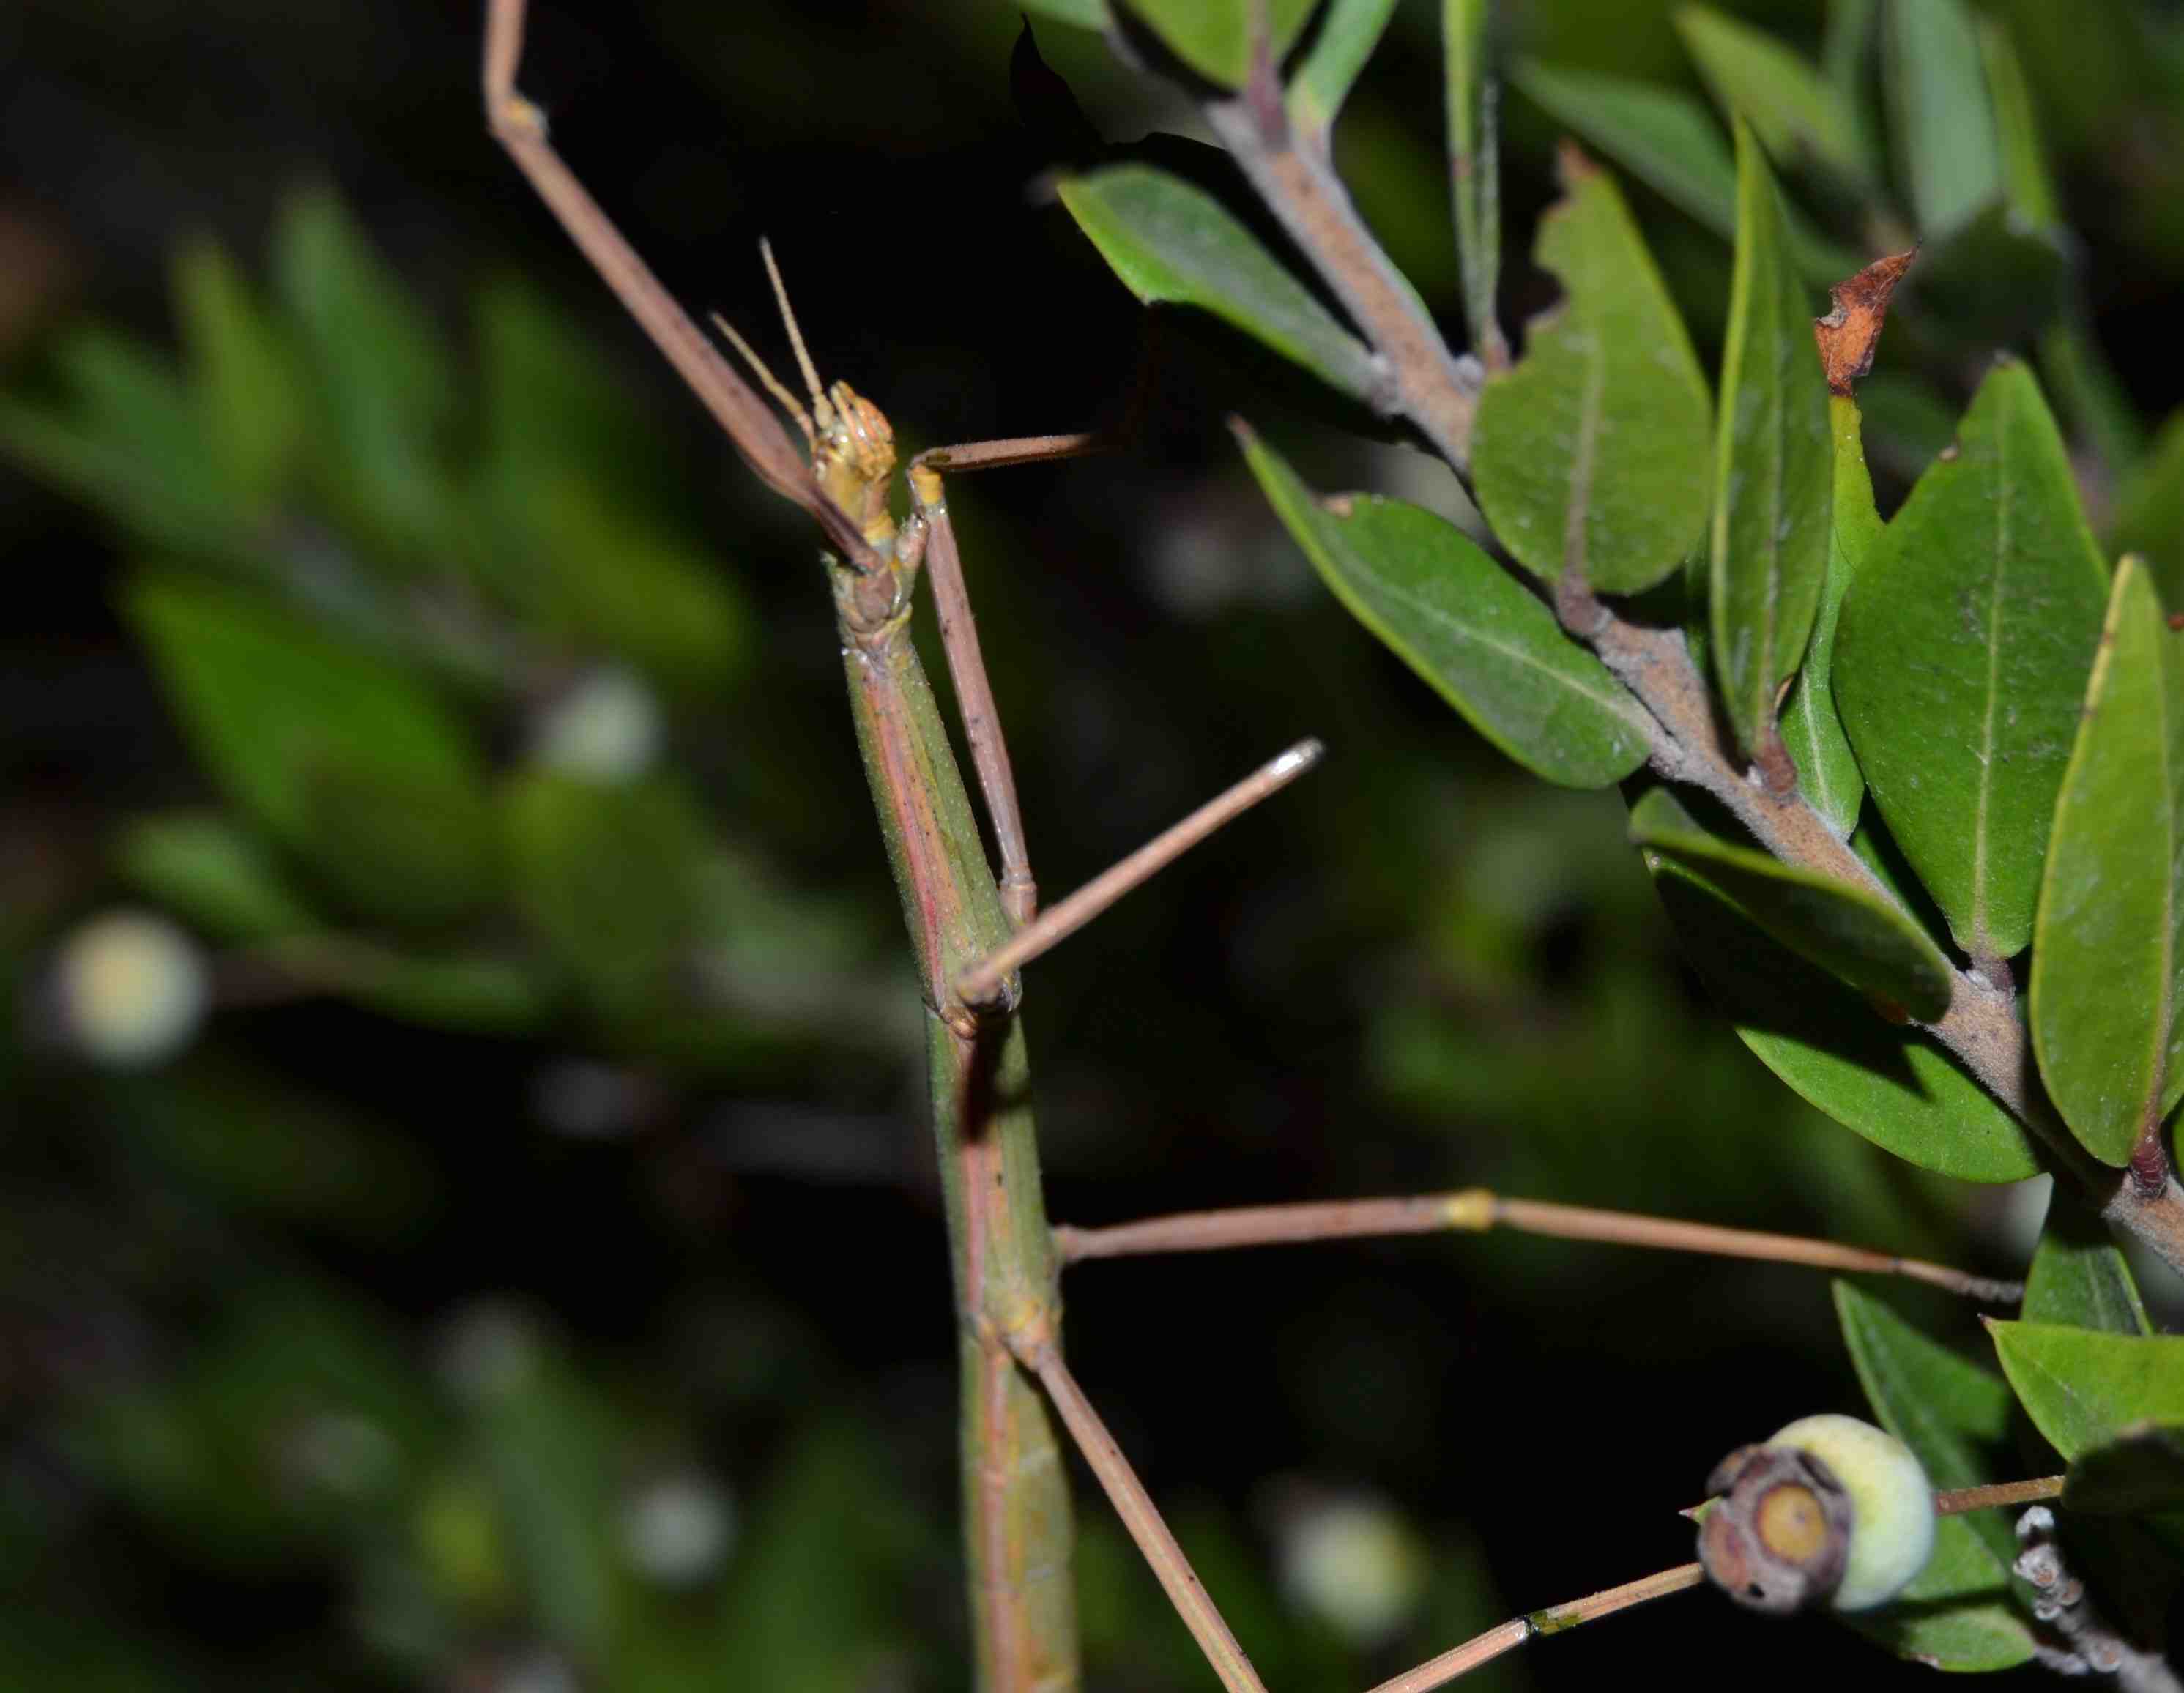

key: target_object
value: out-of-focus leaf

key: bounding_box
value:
[2111,409,2184,614]
[1834,360,2109,961]
[709,1422,925,1692]
[1508,59,1858,282]
[502,773,713,1018]
[485,475,749,690]
[1057,166,1379,403]
[125,574,493,925]
[1708,122,1832,759]
[1241,429,1649,788]
[1114,0,1315,89]
[472,1348,620,1661]
[1978,18,2059,228]
[1834,1283,2037,1671]
[1854,370,1958,483]
[2026,1188,2152,1335]
[1288,0,1398,142]
[1884,0,2002,239]
[1470,152,1711,593]
[1630,789,1950,1017]
[1444,0,1502,360]
[2065,1424,2184,1514]
[2030,559,2184,1167]
[1780,396,1876,836]
[112,812,317,943]
[173,237,302,506]
[1021,0,1110,27]
[273,185,458,568]
[266,935,556,1035]
[1989,1321,2184,1460]
[1675,6,1865,183]
[1901,199,2070,349]
[476,279,666,507]
[1650,862,2041,1180]
[0,328,243,554]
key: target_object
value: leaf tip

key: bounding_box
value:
[1813,248,1917,396]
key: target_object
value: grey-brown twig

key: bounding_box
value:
[1055,1189,2024,1303]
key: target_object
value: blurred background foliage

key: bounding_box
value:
[4,0,2183,1688]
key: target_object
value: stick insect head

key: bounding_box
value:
[713,242,897,548]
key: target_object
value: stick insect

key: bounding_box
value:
[483,7,2059,1689]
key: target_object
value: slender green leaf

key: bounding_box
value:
[1022,0,1110,27]
[1884,0,2002,239]
[1821,0,1879,102]
[2031,559,2184,1165]
[1978,18,2059,228]
[2026,1188,2153,1336]
[1058,166,1378,403]
[268,936,554,1035]
[2065,1425,2184,1514]
[1470,155,1712,593]
[1833,1284,2037,1672]
[1675,6,1866,183]
[2111,409,2184,617]
[1113,0,1315,89]
[1289,0,1398,141]
[1508,59,1860,283]
[1833,360,2110,961]
[173,238,301,506]
[1650,861,2041,1180]
[1630,789,1950,1017]
[1240,428,1651,787]
[1780,396,1877,835]
[1989,1320,2184,1461]
[1709,123,1833,760]
[125,576,492,909]
[1444,0,1501,359]
[112,814,317,944]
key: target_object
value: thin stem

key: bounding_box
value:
[1020,1342,1271,1693]
[1055,1188,2024,1303]
[1365,1563,1704,1693]
[955,739,1323,1003]
[1936,1476,2063,1515]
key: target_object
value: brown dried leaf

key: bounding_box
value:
[1813,249,1917,396]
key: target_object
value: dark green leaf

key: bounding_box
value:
[2111,409,2184,617]
[1989,1320,2184,1460]
[1288,0,1398,142]
[269,936,554,1035]
[1021,0,1110,26]
[2065,1424,2184,1514]
[2025,1188,2153,1336]
[1834,360,2110,961]
[1444,0,1501,360]
[125,576,493,917]
[112,813,317,943]
[1650,863,2041,1180]
[173,238,302,506]
[1709,122,1832,760]
[1884,0,2002,239]
[1057,165,1379,403]
[1630,789,1950,1017]
[1470,154,1712,593]
[1834,1283,2036,1671]
[502,773,713,1017]
[1240,428,1651,787]
[1978,18,2059,228]
[1508,60,1860,283]
[2030,558,2184,1166]
[1675,6,1866,184]
[1780,396,1878,836]
[1113,0,1315,89]
[1902,199,2070,350]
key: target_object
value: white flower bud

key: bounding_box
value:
[53,908,208,1067]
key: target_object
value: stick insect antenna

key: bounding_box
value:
[759,237,828,409]
[708,310,814,444]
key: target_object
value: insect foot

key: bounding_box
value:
[1698,1414,1935,1615]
